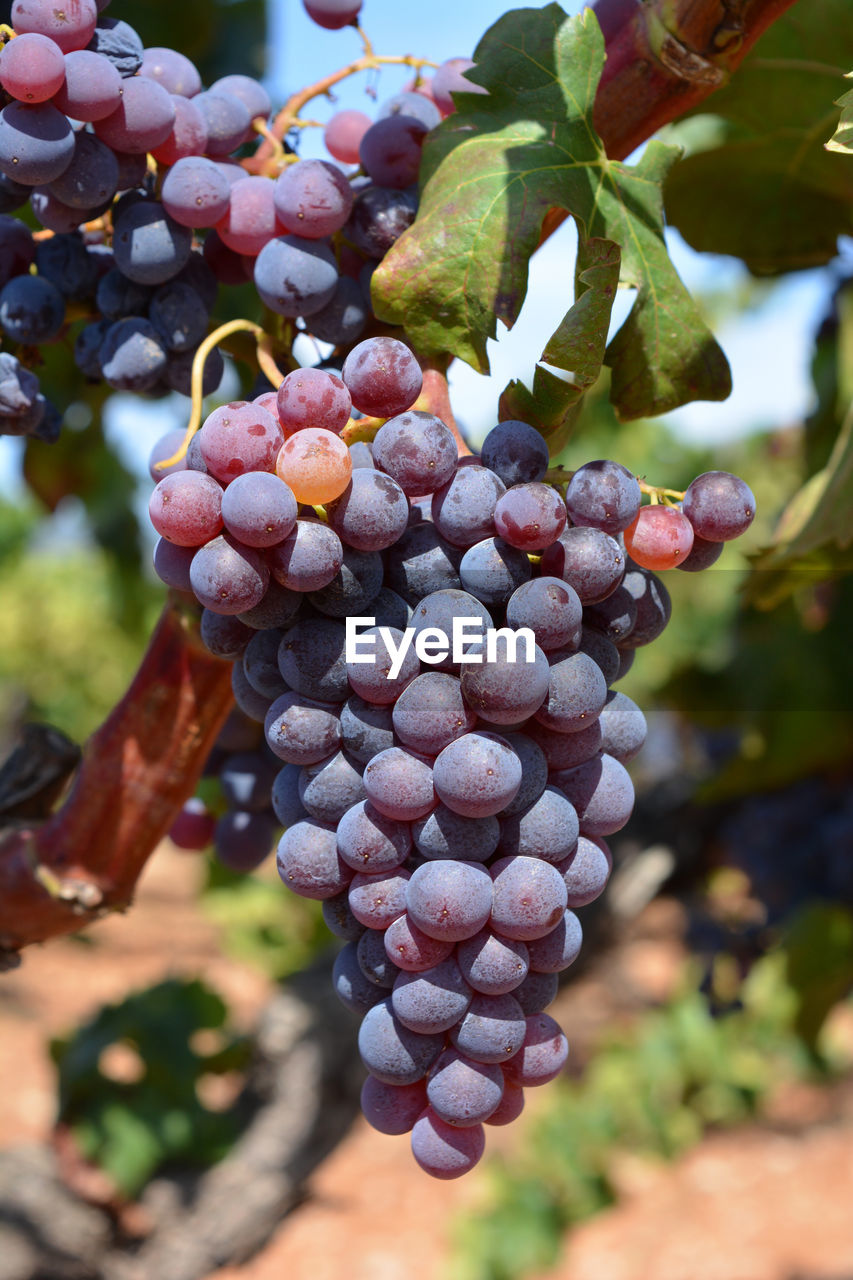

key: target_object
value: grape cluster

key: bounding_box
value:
[148,332,756,1178]
[0,0,482,438]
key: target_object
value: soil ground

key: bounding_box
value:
[2,846,852,1280]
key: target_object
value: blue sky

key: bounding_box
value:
[0,0,836,498]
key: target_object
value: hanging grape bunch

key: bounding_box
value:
[155,344,756,1179]
[0,0,758,1180]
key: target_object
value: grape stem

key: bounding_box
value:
[638,480,685,506]
[154,319,286,472]
[245,51,438,174]
[0,24,15,42]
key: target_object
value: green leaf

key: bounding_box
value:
[663,0,853,273]
[745,399,853,607]
[826,75,853,154]
[498,237,620,446]
[372,5,730,421]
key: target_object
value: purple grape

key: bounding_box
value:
[342,337,423,419]
[361,1075,427,1135]
[456,930,529,995]
[359,114,428,189]
[358,997,443,1086]
[540,526,625,605]
[339,696,395,765]
[278,617,349,703]
[269,519,344,593]
[405,860,493,942]
[325,470,409,552]
[459,634,550,726]
[333,942,385,1014]
[392,673,477,755]
[348,867,411,930]
[450,992,526,1064]
[411,805,500,862]
[525,909,583,974]
[431,464,505,548]
[433,732,521,819]
[533,650,608,734]
[277,818,353,899]
[264,692,341,765]
[556,753,635,837]
[682,470,756,542]
[503,1012,569,1086]
[363,747,435,822]
[410,1108,485,1179]
[274,158,354,239]
[383,914,454,972]
[391,956,472,1034]
[357,927,400,989]
[489,856,568,942]
[560,835,612,907]
[565,459,641,535]
[506,576,582,652]
[480,420,548,487]
[426,1050,504,1127]
[298,749,365,823]
[459,536,532,606]
[336,799,410,873]
[221,472,298,548]
[498,786,579,864]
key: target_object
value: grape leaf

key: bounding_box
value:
[372,5,730,421]
[499,237,620,448]
[826,74,853,155]
[745,403,853,607]
[663,0,853,273]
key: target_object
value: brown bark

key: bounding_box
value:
[0,603,234,956]
[0,0,801,959]
[592,0,802,161]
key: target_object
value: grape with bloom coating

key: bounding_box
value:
[372,410,457,496]
[682,470,756,541]
[348,867,411,930]
[406,860,493,942]
[503,1012,569,1086]
[391,955,472,1034]
[361,1075,427,1135]
[493,482,566,551]
[149,471,222,546]
[384,914,454,972]
[363,746,435,822]
[221,472,297,548]
[450,992,527,1064]
[490,856,568,942]
[426,1050,504,1127]
[433,732,521,818]
[342,336,423,418]
[269,519,343,593]
[276,818,353,900]
[277,366,352,436]
[276,426,352,504]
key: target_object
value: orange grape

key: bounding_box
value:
[276,427,352,505]
[623,504,694,570]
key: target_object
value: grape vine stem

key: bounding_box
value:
[245,51,438,175]
[155,319,286,472]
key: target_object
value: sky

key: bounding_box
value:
[0,0,837,500]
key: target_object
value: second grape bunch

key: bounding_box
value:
[152,333,756,1179]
